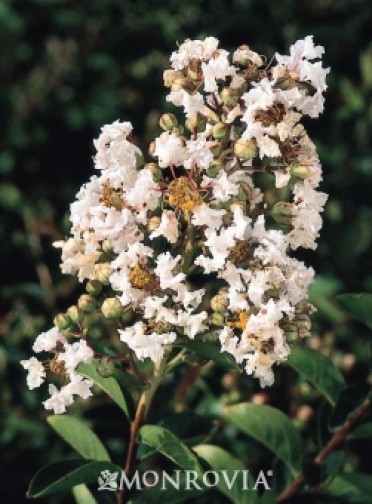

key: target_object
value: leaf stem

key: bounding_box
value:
[117,359,167,504]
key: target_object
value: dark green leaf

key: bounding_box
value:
[336,293,372,329]
[137,425,204,478]
[347,422,372,440]
[27,460,121,498]
[194,444,256,504]
[181,341,239,370]
[329,386,369,431]
[323,472,372,503]
[78,359,128,417]
[47,415,110,462]
[224,403,304,476]
[287,346,345,406]
[72,484,97,504]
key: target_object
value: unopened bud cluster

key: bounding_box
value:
[22,36,329,412]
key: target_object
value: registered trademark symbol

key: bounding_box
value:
[267,470,273,477]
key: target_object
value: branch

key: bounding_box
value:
[277,400,371,502]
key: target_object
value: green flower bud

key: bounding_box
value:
[101,297,123,319]
[86,280,102,296]
[289,164,313,180]
[185,113,206,133]
[66,305,83,323]
[229,201,246,212]
[206,160,224,178]
[53,313,72,330]
[145,162,163,181]
[122,306,135,325]
[221,87,239,107]
[234,138,258,160]
[271,202,293,227]
[94,263,112,285]
[282,324,298,342]
[205,107,220,125]
[159,113,178,131]
[78,294,97,313]
[211,312,225,327]
[212,122,229,140]
[172,125,185,135]
[135,152,145,169]
[211,292,229,313]
[97,358,116,378]
[209,141,223,157]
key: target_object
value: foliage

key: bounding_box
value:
[1,1,372,503]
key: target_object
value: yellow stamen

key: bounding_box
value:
[167,176,203,213]
[129,265,159,292]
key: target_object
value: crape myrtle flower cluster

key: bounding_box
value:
[21,36,329,413]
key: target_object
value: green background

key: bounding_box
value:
[1,1,371,502]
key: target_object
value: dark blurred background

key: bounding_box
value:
[1,1,372,502]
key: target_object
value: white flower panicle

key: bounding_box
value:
[23,36,329,410]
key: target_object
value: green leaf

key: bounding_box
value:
[78,359,128,416]
[72,484,97,504]
[27,460,121,498]
[347,422,372,440]
[112,368,143,391]
[224,403,303,476]
[194,444,257,504]
[137,425,204,478]
[182,341,239,370]
[329,386,369,431]
[160,413,217,447]
[323,472,372,503]
[287,346,345,406]
[336,293,372,329]
[47,415,111,462]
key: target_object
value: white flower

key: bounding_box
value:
[184,137,213,170]
[202,171,239,202]
[170,37,219,70]
[57,340,94,374]
[43,384,74,414]
[119,322,176,363]
[21,357,46,389]
[154,132,186,168]
[166,90,205,117]
[154,253,186,290]
[201,51,234,92]
[191,204,226,231]
[149,210,179,243]
[33,327,66,353]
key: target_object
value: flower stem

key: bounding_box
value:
[117,359,166,504]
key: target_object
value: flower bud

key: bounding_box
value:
[163,69,183,88]
[78,294,97,313]
[229,201,246,212]
[159,113,178,131]
[171,76,190,92]
[282,323,298,342]
[135,152,145,169]
[97,358,116,378]
[211,312,225,327]
[148,141,156,158]
[145,162,163,181]
[234,138,258,160]
[122,306,135,325]
[102,240,113,255]
[101,297,123,319]
[172,125,185,135]
[66,305,83,323]
[206,160,224,178]
[86,280,102,296]
[289,164,314,180]
[212,122,229,140]
[147,216,161,233]
[94,263,112,285]
[185,113,206,133]
[211,291,229,313]
[271,202,293,227]
[205,107,220,125]
[53,313,72,330]
[221,87,239,107]
[209,141,223,157]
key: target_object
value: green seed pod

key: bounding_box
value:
[53,313,72,331]
[159,113,178,131]
[86,280,102,296]
[78,294,97,313]
[94,263,112,285]
[234,138,258,160]
[101,297,123,319]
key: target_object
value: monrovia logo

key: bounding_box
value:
[98,469,273,492]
